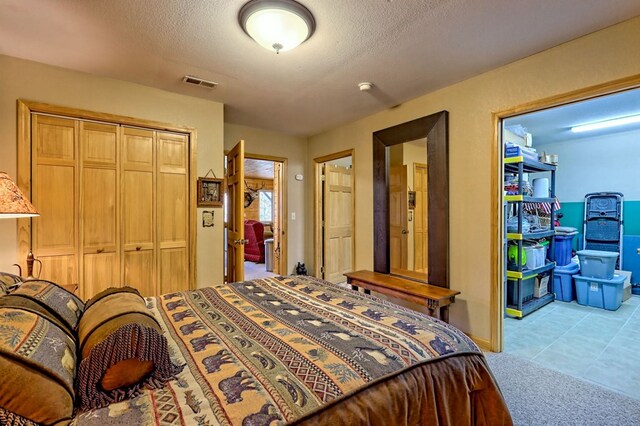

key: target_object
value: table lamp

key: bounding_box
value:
[0,171,39,278]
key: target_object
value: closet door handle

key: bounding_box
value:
[97,248,104,253]
[136,246,142,251]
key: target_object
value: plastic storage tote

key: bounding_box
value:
[507,277,535,306]
[574,274,626,310]
[524,245,547,270]
[553,262,580,302]
[552,234,575,266]
[576,250,618,279]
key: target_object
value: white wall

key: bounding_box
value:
[536,128,640,202]
[0,55,225,287]
[224,123,308,274]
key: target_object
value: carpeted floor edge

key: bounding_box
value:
[485,352,640,426]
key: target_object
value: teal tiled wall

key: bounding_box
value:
[557,201,640,283]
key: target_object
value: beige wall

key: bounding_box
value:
[307,17,640,343]
[0,55,225,287]
[224,123,308,274]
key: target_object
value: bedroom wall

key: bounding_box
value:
[306,16,640,344]
[224,123,308,275]
[0,54,225,288]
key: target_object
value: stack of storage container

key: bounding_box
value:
[551,229,580,302]
[574,250,625,310]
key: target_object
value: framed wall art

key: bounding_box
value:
[197,177,223,207]
[408,191,416,210]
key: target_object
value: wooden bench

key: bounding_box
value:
[344,270,460,323]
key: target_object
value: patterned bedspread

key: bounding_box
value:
[73,275,486,425]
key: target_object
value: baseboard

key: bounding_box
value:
[467,334,491,352]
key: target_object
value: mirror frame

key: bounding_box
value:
[372,111,449,288]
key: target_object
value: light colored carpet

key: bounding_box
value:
[244,261,277,281]
[485,352,640,426]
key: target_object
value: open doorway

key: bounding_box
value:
[497,85,640,400]
[224,153,288,282]
[314,150,354,284]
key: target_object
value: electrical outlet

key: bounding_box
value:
[291,212,296,220]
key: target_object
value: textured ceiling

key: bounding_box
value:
[1,0,640,137]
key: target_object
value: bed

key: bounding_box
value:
[68,275,511,425]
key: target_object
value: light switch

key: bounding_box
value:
[291,212,296,220]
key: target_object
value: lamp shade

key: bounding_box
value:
[0,172,38,218]
[239,0,315,53]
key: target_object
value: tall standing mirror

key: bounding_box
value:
[373,111,449,288]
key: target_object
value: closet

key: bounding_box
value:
[22,104,192,300]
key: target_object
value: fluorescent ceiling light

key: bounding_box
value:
[571,114,640,133]
[239,0,316,54]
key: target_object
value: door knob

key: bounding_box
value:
[402,229,409,234]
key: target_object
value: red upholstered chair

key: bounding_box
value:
[244,220,265,263]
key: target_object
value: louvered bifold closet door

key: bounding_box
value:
[80,122,120,300]
[121,127,156,297]
[157,132,189,294]
[32,115,79,286]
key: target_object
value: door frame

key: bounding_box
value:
[234,152,288,276]
[490,74,640,352]
[313,149,355,279]
[16,99,198,290]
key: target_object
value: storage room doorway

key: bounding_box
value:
[500,86,640,400]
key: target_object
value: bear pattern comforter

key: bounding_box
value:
[73,275,511,425]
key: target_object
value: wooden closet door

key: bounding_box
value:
[32,115,78,286]
[121,127,156,296]
[157,132,188,294]
[80,122,119,299]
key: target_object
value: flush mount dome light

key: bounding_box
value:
[239,0,316,54]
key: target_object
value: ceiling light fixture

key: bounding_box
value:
[571,114,640,133]
[239,0,316,54]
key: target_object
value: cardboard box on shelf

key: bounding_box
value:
[534,275,550,298]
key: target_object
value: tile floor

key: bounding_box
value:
[504,294,640,400]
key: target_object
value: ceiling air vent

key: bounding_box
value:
[182,75,218,89]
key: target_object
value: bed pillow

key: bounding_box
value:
[0,307,76,424]
[77,286,180,410]
[0,294,75,340]
[0,272,22,295]
[11,279,85,333]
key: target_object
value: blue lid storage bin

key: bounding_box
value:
[576,250,618,279]
[507,277,535,306]
[574,274,626,310]
[552,235,575,266]
[553,262,580,302]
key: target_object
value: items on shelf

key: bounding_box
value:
[504,155,557,319]
[504,142,537,161]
